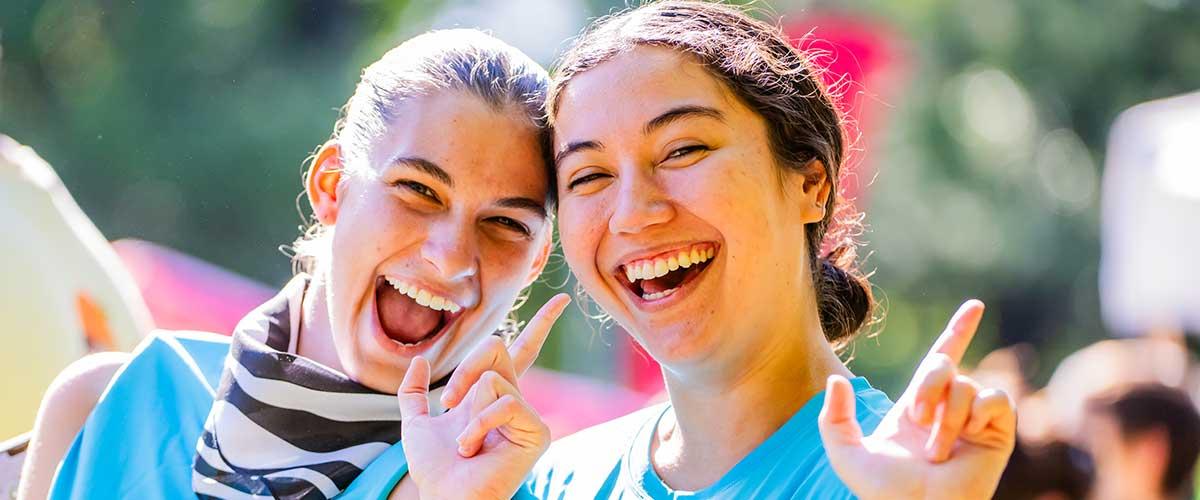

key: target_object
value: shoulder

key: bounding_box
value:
[19,352,129,500]
[126,329,231,377]
[852,382,893,431]
[36,352,129,430]
[35,331,232,499]
[28,329,230,461]
[524,403,666,497]
[134,329,232,357]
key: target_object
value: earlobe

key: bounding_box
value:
[306,142,344,225]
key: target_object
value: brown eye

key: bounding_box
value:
[489,216,531,236]
[665,145,709,161]
[567,172,610,190]
[395,180,440,202]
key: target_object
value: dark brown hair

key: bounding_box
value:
[549,1,872,345]
[1090,384,1200,497]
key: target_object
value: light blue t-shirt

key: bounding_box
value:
[49,331,409,500]
[519,377,892,500]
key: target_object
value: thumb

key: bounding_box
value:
[397,356,431,420]
[818,375,863,450]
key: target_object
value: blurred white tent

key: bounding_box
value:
[1100,91,1200,337]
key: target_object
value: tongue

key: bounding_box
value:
[642,267,690,295]
[376,283,441,344]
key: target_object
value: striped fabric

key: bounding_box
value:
[192,277,430,499]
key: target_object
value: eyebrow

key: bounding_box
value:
[554,105,726,167]
[643,105,725,136]
[554,140,602,166]
[392,156,453,187]
[496,196,548,219]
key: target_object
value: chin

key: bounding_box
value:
[627,319,718,367]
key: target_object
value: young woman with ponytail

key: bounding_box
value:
[405,2,1017,499]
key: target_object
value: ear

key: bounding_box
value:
[306,142,344,225]
[522,229,554,288]
[796,159,832,224]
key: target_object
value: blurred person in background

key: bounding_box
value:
[20,29,569,500]
[1084,384,1200,500]
[0,135,153,440]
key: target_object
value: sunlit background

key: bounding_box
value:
[2,0,1198,434]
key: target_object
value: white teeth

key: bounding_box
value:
[653,260,669,278]
[642,287,678,301]
[622,245,716,283]
[384,277,461,312]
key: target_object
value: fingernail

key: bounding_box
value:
[458,445,470,456]
[926,445,942,462]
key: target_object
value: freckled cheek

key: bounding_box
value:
[557,199,609,280]
[667,173,743,228]
[480,244,530,292]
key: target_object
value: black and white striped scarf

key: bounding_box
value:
[192,276,442,499]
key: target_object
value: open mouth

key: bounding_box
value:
[374,276,463,346]
[616,243,717,302]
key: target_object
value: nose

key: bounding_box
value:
[608,168,675,235]
[420,217,479,282]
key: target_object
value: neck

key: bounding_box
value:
[651,307,853,490]
[296,271,344,373]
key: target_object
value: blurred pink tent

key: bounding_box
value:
[110,238,652,436]
[112,239,274,335]
[788,12,908,207]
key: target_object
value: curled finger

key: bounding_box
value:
[905,353,957,426]
[455,394,546,457]
[963,388,1017,448]
[440,336,516,410]
[926,375,978,462]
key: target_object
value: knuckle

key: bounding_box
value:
[482,336,506,354]
[498,394,518,408]
[980,387,1016,409]
[480,370,502,385]
[922,353,955,375]
[953,376,979,396]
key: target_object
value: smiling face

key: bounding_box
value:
[553,46,831,372]
[310,91,551,391]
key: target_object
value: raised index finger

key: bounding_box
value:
[925,299,986,365]
[509,293,571,375]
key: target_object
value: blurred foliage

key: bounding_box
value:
[828,0,1200,393]
[2,0,1198,392]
